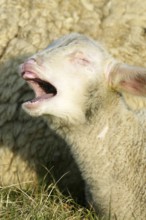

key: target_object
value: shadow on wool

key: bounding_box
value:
[0,55,85,205]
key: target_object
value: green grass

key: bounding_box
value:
[0,184,100,220]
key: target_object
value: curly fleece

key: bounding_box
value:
[0,0,146,201]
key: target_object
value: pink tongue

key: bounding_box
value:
[23,71,37,80]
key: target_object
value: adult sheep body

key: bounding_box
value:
[20,33,146,220]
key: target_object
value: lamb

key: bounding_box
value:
[19,33,146,220]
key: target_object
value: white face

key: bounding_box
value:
[19,33,106,124]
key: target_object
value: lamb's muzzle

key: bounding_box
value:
[20,60,57,108]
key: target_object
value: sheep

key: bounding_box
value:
[1,0,146,216]
[19,33,146,220]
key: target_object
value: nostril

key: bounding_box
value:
[19,58,37,76]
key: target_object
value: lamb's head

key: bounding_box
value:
[19,33,146,124]
[19,33,109,123]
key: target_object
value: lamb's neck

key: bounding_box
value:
[46,92,122,164]
[46,97,146,219]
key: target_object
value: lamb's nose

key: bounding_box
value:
[18,58,37,76]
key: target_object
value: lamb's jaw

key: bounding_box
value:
[22,71,57,109]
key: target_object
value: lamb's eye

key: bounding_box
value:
[69,51,91,66]
[78,57,90,66]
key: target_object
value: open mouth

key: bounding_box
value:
[22,71,57,106]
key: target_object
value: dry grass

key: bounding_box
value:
[0,183,100,220]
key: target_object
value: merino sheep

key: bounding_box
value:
[20,33,146,220]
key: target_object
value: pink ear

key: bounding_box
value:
[106,62,146,96]
[69,51,91,66]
